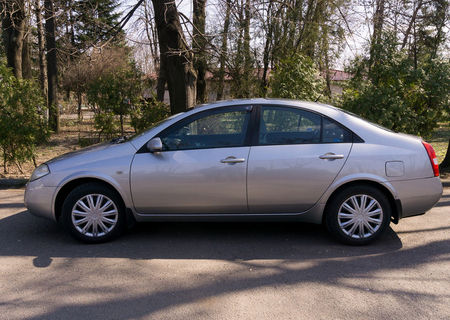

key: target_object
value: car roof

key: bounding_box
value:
[193,98,336,113]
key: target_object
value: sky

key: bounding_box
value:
[121,0,371,72]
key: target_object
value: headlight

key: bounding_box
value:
[30,164,50,181]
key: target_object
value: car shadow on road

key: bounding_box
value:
[0,210,403,262]
[3,210,450,319]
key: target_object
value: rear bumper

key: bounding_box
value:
[390,176,443,219]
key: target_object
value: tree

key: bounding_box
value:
[342,33,450,137]
[34,0,47,102]
[152,0,197,114]
[0,0,26,78]
[216,0,231,100]
[270,53,325,101]
[87,64,142,136]
[193,0,207,103]
[73,0,122,49]
[63,45,130,120]
[44,0,59,132]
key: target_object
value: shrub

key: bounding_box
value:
[0,62,48,172]
[93,112,119,139]
[87,66,142,136]
[130,96,171,133]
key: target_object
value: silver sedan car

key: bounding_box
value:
[25,99,443,244]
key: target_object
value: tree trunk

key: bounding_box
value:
[44,0,60,132]
[193,0,207,103]
[77,91,82,121]
[22,17,32,79]
[152,0,197,114]
[156,55,167,102]
[216,0,231,101]
[242,0,251,96]
[35,0,48,104]
[1,0,26,79]
[261,0,274,96]
[401,0,423,49]
[440,139,450,170]
[369,0,386,67]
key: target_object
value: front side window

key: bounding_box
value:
[160,108,251,151]
[259,107,321,145]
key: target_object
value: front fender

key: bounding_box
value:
[51,171,134,219]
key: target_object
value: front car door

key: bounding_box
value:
[247,105,353,213]
[130,106,252,214]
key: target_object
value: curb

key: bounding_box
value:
[0,179,28,189]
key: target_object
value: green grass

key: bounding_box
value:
[428,122,450,164]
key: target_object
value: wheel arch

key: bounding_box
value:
[323,179,401,224]
[54,177,126,221]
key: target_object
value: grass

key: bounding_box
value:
[428,122,450,178]
[428,122,450,163]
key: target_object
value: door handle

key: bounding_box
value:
[220,156,246,164]
[319,153,344,160]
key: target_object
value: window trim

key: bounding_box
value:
[137,104,364,153]
[138,105,254,153]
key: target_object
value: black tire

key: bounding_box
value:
[324,185,391,245]
[61,182,126,243]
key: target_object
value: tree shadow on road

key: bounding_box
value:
[2,210,450,319]
[0,210,402,261]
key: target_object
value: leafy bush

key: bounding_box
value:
[270,53,325,101]
[130,96,170,133]
[93,112,119,139]
[0,62,48,172]
[87,66,142,136]
[341,33,450,137]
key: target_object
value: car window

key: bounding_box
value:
[160,109,251,151]
[259,107,321,145]
[322,118,352,143]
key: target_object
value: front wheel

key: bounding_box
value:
[62,183,126,243]
[325,185,391,245]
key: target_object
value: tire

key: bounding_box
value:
[61,182,126,243]
[324,185,391,245]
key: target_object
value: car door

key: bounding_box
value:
[247,105,352,213]
[130,106,252,214]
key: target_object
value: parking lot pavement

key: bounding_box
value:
[0,187,449,320]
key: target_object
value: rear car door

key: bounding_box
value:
[247,105,352,213]
[130,106,252,214]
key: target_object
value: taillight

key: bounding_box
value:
[422,141,439,177]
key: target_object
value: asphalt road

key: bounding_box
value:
[0,187,449,320]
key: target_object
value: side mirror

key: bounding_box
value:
[147,137,163,153]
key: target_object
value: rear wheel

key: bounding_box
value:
[62,183,126,243]
[325,185,391,245]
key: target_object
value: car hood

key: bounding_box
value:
[46,141,113,165]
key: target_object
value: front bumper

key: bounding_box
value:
[24,180,57,221]
[390,176,443,219]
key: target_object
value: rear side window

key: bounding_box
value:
[322,118,352,143]
[259,107,321,145]
[259,106,352,145]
